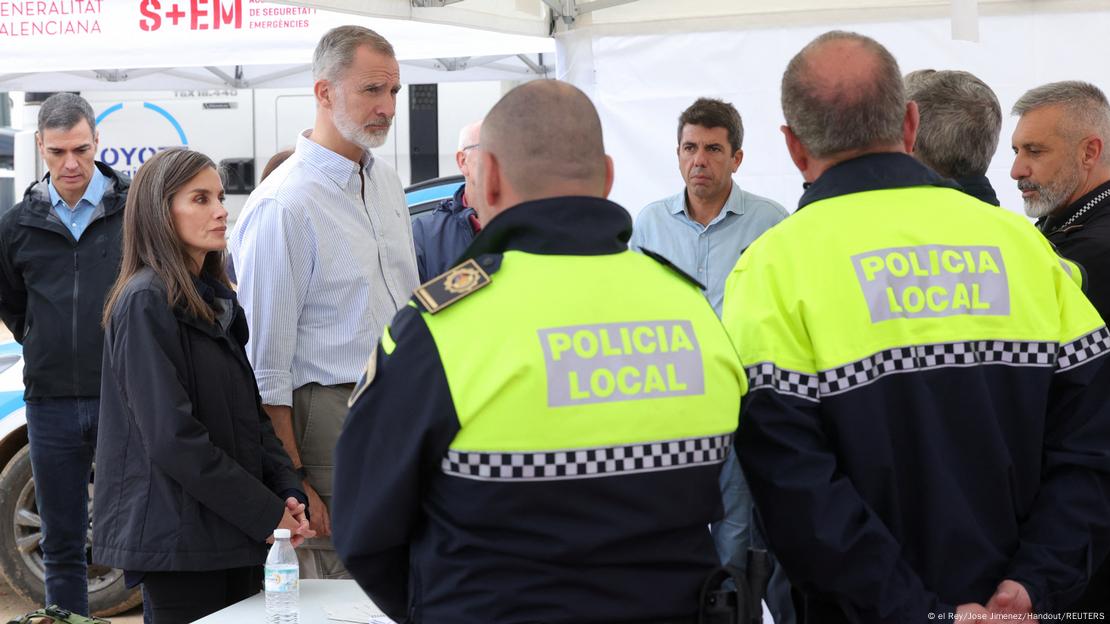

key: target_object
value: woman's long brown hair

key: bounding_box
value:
[102,148,230,327]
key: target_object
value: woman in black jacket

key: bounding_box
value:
[93,148,314,623]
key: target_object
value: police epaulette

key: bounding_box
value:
[640,248,707,290]
[413,255,502,314]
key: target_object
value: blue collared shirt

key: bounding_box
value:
[230,131,419,406]
[48,166,108,240]
[630,181,788,315]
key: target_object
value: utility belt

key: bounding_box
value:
[7,606,110,624]
[697,549,772,624]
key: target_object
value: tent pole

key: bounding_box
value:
[204,66,247,88]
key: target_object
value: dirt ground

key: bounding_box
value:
[0,582,142,622]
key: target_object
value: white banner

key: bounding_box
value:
[0,0,553,73]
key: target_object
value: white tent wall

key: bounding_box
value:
[556,5,1110,219]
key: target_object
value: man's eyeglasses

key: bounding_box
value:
[460,143,480,152]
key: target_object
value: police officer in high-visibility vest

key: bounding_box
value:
[332,80,747,623]
[723,31,1110,622]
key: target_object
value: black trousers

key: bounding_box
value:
[141,566,262,624]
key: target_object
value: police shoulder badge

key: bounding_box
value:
[413,258,492,314]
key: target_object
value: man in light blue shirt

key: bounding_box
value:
[630,97,787,610]
[631,99,787,314]
[230,26,418,580]
[49,163,107,239]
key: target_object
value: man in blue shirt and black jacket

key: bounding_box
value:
[0,93,128,616]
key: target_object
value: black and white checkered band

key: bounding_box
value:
[747,336,1099,401]
[1058,327,1110,371]
[442,434,732,482]
[746,362,819,402]
[819,340,1058,396]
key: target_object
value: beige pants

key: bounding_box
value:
[291,382,355,580]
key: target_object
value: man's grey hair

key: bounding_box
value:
[905,69,1001,178]
[781,30,906,158]
[37,93,97,136]
[1013,81,1110,164]
[313,25,395,83]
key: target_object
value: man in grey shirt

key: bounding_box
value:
[230,25,419,579]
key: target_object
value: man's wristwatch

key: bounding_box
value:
[294,466,309,480]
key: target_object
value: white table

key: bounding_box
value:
[192,579,770,623]
[194,579,393,623]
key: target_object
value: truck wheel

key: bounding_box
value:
[0,445,141,617]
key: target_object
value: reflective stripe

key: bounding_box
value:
[820,340,1057,396]
[747,336,1102,401]
[851,244,1010,322]
[1057,327,1110,372]
[381,326,396,355]
[442,434,732,482]
[746,362,819,402]
[537,320,705,407]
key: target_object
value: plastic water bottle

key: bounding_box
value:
[265,528,299,623]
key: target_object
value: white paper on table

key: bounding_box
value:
[324,600,394,623]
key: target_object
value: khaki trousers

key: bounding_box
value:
[291,382,355,580]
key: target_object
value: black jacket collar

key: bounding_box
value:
[1037,178,1110,235]
[435,184,471,216]
[798,152,960,210]
[954,174,1000,206]
[178,273,244,342]
[464,196,631,258]
[21,162,130,220]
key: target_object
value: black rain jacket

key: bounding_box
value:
[93,267,303,571]
[0,162,128,399]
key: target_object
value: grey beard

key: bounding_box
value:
[333,101,390,151]
[337,119,389,151]
[1021,167,1082,219]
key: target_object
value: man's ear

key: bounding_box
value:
[455,150,467,175]
[34,132,43,156]
[1081,135,1104,170]
[731,148,744,173]
[602,155,615,198]
[902,100,920,154]
[782,125,809,173]
[314,79,333,109]
[477,150,502,224]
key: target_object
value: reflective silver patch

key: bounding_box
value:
[347,351,377,408]
[537,320,705,407]
[851,245,1010,322]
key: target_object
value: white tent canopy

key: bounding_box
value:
[0,1,555,90]
[280,0,1110,217]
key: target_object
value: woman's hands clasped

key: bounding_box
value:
[268,497,317,546]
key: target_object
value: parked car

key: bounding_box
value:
[0,174,468,615]
[405,174,464,217]
[0,340,142,616]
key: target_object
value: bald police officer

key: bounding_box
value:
[333,80,746,623]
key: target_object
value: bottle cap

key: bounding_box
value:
[274,528,291,539]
